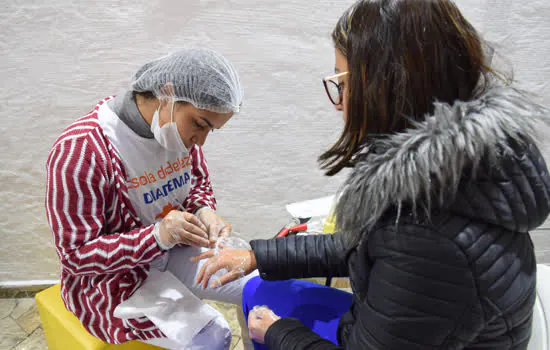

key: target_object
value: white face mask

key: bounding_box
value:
[151,99,188,153]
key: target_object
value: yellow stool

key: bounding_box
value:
[36,284,162,350]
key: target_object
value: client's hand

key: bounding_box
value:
[190,248,257,289]
[248,306,281,344]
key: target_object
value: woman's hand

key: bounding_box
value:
[190,248,257,289]
[196,207,232,246]
[157,210,210,248]
[248,306,281,344]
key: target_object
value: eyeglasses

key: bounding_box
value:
[323,72,348,105]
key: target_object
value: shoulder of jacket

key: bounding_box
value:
[368,215,471,261]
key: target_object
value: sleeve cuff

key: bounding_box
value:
[186,201,217,214]
[195,206,215,216]
[265,318,322,349]
[152,222,173,251]
[250,240,271,280]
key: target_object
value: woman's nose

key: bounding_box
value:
[335,103,344,112]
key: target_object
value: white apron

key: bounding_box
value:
[98,103,232,349]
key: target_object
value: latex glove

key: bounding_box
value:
[155,210,209,249]
[248,306,280,344]
[195,207,232,247]
[190,248,256,289]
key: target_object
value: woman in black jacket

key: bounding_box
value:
[193,0,550,348]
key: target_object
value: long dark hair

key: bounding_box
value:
[319,0,497,176]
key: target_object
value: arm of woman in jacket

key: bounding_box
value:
[192,233,350,289]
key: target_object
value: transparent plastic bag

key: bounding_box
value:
[214,232,251,251]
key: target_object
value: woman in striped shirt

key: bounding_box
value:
[45,48,256,349]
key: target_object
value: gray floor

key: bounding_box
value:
[0,298,46,350]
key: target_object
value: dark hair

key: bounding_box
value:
[319,0,498,176]
[133,91,157,101]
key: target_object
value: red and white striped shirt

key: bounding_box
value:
[45,97,217,343]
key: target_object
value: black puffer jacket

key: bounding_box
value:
[251,87,550,349]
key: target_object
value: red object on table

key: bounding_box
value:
[275,223,308,238]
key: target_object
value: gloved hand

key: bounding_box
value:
[154,210,209,250]
[195,207,232,247]
[248,306,281,344]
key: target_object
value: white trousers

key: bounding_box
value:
[141,245,257,349]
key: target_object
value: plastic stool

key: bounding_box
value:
[36,284,162,350]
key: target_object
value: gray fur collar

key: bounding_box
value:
[335,86,548,240]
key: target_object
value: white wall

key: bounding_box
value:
[1,0,548,282]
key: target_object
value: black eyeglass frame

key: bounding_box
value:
[322,72,349,105]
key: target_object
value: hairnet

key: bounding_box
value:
[130,48,243,114]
